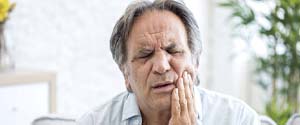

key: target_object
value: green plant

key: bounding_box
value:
[220,0,300,124]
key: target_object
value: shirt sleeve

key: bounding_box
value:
[76,112,95,125]
[239,103,261,125]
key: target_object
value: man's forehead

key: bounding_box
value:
[127,10,188,50]
[132,32,177,48]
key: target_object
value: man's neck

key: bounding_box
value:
[141,108,171,125]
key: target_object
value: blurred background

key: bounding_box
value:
[0,0,299,125]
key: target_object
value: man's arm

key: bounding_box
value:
[77,112,95,125]
[239,103,261,125]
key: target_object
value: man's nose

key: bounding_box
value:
[152,52,171,75]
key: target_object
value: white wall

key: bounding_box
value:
[4,0,265,119]
[6,0,131,117]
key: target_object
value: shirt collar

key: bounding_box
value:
[122,88,203,121]
[122,92,141,121]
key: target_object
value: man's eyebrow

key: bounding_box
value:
[137,48,153,54]
[163,43,177,50]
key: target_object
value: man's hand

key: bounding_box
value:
[169,72,196,125]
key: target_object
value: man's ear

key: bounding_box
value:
[121,65,133,92]
[194,61,199,72]
[189,57,199,78]
[124,74,133,92]
[194,57,200,69]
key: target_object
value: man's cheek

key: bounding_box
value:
[185,65,196,81]
[183,57,197,81]
[172,63,194,80]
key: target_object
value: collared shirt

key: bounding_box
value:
[77,87,261,125]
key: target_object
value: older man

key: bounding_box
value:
[77,0,260,125]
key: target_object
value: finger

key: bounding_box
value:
[171,88,180,117]
[178,77,187,114]
[184,72,194,116]
[188,74,195,100]
[183,71,191,99]
[188,74,197,116]
[188,73,194,99]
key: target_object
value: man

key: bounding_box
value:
[78,0,261,125]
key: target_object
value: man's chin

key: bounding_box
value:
[152,94,172,110]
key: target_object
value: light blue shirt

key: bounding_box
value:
[77,87,261,125]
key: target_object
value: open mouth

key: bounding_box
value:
[152,82,175,93]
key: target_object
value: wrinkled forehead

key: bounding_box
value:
[128,10,188,48]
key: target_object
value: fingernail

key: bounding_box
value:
[184,71,187,78]
[174,88,178,95]
[179,78,183,86]
[188,74,192,85]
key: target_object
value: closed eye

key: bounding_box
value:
[137,49,154,59]
[164,43,183,55]
[139,52,153,58]
[167,49,183,54]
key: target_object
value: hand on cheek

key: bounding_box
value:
[169,71,196,125]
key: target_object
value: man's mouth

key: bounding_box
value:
[152,82,175,93]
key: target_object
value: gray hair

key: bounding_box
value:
[110,0,202,85]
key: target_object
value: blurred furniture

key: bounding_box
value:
[286,113,300,125]
[0,70,57,112]
[0,70,56,125]
[260,115,277,125]
[32,115,76,125]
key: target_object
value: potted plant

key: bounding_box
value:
[0,0,15,70]
[220,0,300,124]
